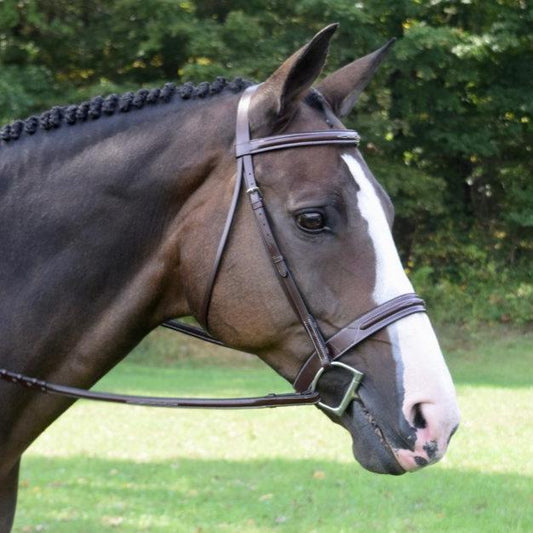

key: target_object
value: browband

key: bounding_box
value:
[235,130,360,157]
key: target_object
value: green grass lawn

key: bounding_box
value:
[12,328,533,533]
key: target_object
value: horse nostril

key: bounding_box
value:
[412,403,427,429]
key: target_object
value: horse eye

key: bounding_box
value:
[295,211,326,233]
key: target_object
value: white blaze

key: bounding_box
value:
[342,154,459,470]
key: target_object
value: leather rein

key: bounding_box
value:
[0,85,426,415]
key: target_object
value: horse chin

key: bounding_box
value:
[341,401,406,476]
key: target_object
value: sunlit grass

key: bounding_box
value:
[13,330,533,532]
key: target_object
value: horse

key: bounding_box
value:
[0,24,460,531]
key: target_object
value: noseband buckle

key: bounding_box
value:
[310,361,364,417]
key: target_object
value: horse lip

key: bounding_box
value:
[341,398,406,475]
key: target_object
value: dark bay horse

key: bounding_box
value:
[0,25,459,530]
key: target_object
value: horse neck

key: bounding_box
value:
[0,93,237,379]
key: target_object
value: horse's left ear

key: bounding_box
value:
[317,39,396,118]
[251,23,338,132]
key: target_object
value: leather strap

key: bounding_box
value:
[0,368,319,408]
[198,157,243,329]
[293,293,426,392]
[236,85,356,366]
[235,130,360,157]
[161,319,224,346]
[163,85,365,375]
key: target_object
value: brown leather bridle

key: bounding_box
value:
[0,85,426,415]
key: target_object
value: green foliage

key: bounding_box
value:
[1,0,531,325]
[412,263,533,326]
[0,65,54,119]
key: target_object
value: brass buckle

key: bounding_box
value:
[310,361,364,417]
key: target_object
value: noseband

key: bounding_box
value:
[1,85,426,416]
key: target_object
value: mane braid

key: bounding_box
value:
[0,77,253,145]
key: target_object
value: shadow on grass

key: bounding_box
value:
[15,455,532,533]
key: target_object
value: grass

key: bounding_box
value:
[12,328,533,533]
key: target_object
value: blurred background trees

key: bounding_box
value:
[1,0,531,325]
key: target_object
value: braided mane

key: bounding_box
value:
[0,77,253,145]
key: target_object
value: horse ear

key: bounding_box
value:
[317,39,396,118]
[252,24,338,131]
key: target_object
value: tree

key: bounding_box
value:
[1,0,531,322]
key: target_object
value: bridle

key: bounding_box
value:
[0,85,426,416]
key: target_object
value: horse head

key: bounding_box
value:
[181,25,460,475]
